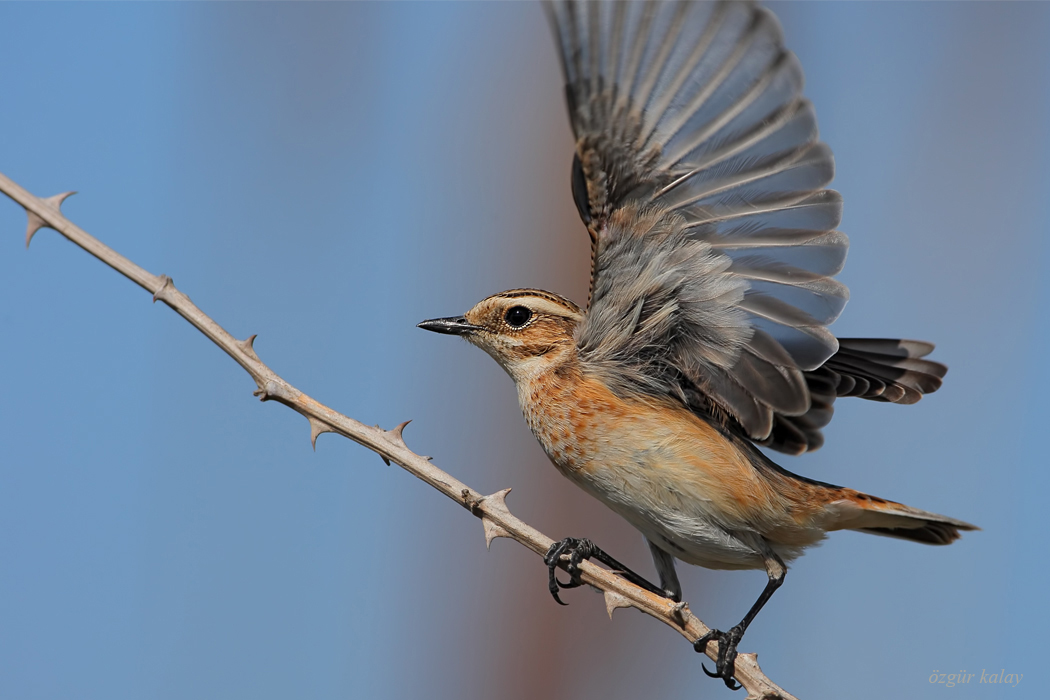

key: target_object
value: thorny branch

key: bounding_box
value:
[1,170,797,700]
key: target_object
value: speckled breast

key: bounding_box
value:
[516,366,634,482]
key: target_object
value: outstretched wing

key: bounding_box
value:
[547,0,849,443]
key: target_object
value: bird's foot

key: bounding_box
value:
[543,537,674,605]
[694,625,745,690]
[543,537,595,605]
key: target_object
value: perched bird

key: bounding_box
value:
[419,0,976,687]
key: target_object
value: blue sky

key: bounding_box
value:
[1,3,1047,699]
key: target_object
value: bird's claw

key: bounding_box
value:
[694,625,744,690]
[543,537,596,605]
[544,536,679,604]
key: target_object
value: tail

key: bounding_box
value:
[821,342,971,543]
[824,489,978,545]
[744,439,978,545]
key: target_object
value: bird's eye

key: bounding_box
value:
[504,306,533,329]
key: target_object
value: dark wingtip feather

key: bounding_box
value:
[824,337,947,402]
[837,338,936,359]
[761,337,948,455]
[859,520,976,546]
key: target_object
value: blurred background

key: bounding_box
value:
[1,3,1046,698]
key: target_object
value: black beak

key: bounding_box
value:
[417,315,484,336]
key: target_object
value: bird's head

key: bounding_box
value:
[418,289,583,383]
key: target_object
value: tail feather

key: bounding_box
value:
[824,490,978,545]
[858,522,965,546]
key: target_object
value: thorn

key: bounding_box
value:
[604,591,632,618]
[152,275,173,303]
[470,488,512,547]
[386,420,411,444]
[25,192,76,247]
[45,191,76,210]
[478,487,512,513]
[482,517,511,548]
[308,417,333,450]
[378,421,411,464]
[44,192,76,210]
[237,334,260,360]
[25,211,46,248]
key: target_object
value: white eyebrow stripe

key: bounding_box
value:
[494,291,584,322]
[522,297,583,321]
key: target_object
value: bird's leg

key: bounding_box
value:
[694,554,786,690]
[647,538,683,602]
[543,537,670,605]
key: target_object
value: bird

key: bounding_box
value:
[418,0,976,688]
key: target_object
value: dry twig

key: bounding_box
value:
[1,169,797,700]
